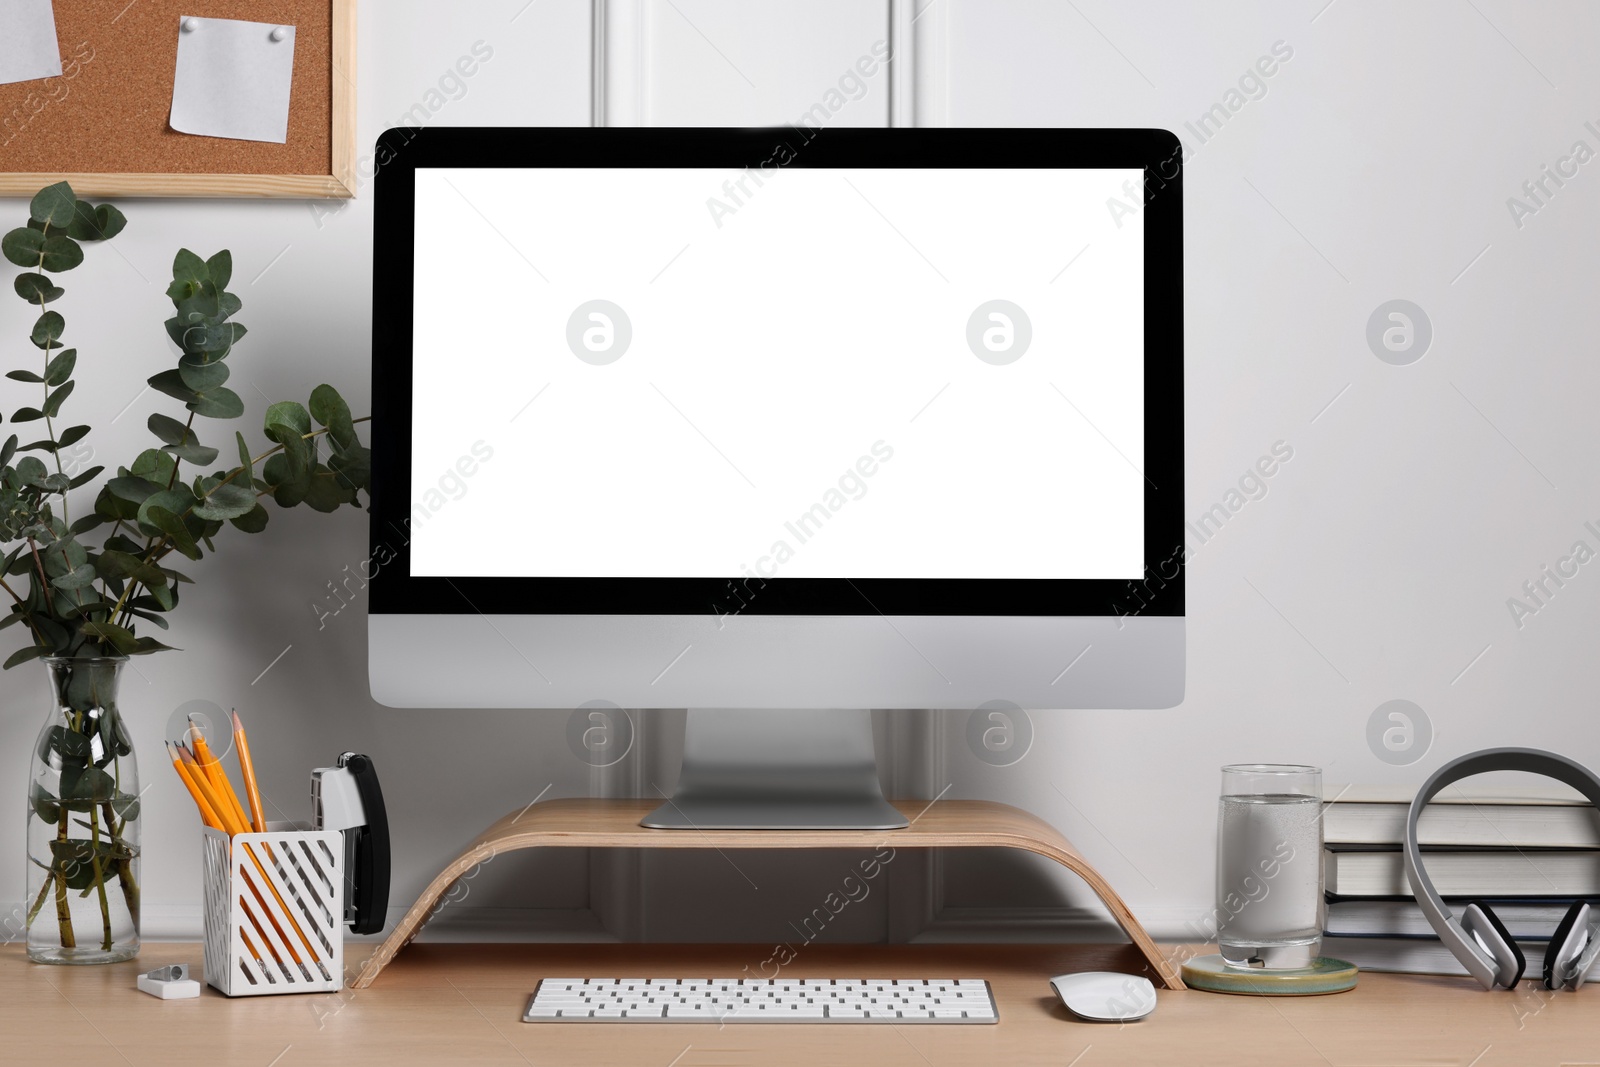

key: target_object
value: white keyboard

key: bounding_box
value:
[523,977,998,1023]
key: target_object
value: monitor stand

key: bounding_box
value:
[641,708,909,830]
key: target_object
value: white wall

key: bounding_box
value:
[4,0,1599,946]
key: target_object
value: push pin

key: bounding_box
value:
[271,26,289,42]
[181,17,197,32]
[137,963,201,1000]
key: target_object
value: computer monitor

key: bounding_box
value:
[368,127,1184,829]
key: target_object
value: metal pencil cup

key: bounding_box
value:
[202,827,344,995]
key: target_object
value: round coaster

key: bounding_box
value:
[1182,954,1358,995]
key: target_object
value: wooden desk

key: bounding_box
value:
[5,941,1595,1066]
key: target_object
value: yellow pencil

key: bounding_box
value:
[168,742,225,831]
[179,745,248,835]
[189,720,252,832]
[232,710,268,834]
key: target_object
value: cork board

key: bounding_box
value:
[0,0,355,198]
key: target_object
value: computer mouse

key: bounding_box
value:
[1049,972,1157,1022]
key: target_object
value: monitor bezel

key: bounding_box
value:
[369,126,1184,618]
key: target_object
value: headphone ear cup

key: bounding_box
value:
[1468,901,1525,988]
[1543,902,1590,990]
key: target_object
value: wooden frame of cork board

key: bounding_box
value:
[0,0,356,199]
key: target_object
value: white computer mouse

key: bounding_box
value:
[1049,971,1158,1022]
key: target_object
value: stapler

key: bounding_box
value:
[311,753,391,935]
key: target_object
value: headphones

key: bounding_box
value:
[1404,747,1600,991]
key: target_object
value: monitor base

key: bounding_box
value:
[349,798,1182,990]
[641,708,910,831]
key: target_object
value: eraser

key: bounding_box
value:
[138,972,202,1000]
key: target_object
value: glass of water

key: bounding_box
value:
[1215,764,1323,969]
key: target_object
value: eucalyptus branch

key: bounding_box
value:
[32,223,70,526]
[26,536,49,595]
[109,417,372,626]
[163,411,196,492]
[4,183,371,670]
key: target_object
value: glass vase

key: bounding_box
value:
[24,656,140,964]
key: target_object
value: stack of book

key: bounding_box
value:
[1321,783,1600,977]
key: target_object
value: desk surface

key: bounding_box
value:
[5,941,1594,1066]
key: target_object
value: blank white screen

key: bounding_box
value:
[409,166,1145,580]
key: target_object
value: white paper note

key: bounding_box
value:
[0,0,63,86]
[170,16,296,144]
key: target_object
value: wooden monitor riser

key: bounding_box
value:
[351,798,1182,990]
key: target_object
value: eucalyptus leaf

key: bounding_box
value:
[192,482,257,521]
[147,583,177,611]
[111,791,140,822]
[1,226,45,268]
[91,204,127,241]
[13,272,63,304]
[4,645,47,670]
[175,290,219,322]
[149,413,219,462]
[171,248,208,289]
[39,234,84,273]
[95,550,167,587]
[136,488,194,533]
[264,400,311,437]
[123,607,169,630]
[205,250,232,289]
[30,311,64,349]
[59,762,116,803]
[67,513,104,536]
[29,781,60,823]
[128,447,178,484]
[78,621,138,656]
[235,431,255,484]
[36,724,91,767]
[145,505,201,560]
[106,476,162,505]
[50,563,97,591]
[309,384,356,448]
[230,504,269,533]
[166,440,220,465]
[14,457,47,485]
[68,467,103,493]
[147,368,199,403]
[65,200,103,240]
[29,182,78,228]
[44,348,76,385]
[102,709,133,757]
[303,468,356,513]
[177,356,230,391]
[328,444,372,492]
[187,386,244,420]
[67,200,127,242]
[147,412,192,446]
[42,380,74,417]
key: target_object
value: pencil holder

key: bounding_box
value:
[202,827,344,996]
